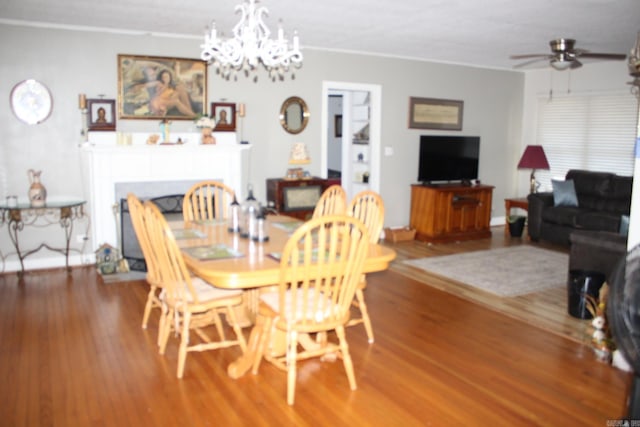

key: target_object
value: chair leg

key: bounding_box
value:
[251,315,272,374]
[158,307,174,355]
[286,330,299,406]
[142,286,157,329]
[157,301,167,348]
[177,311,191,378]
[225,305,247,352]
[212,311,226,341]
[355,288,374,343]
[336,325,357,391]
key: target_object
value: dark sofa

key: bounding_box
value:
[527,169,632,246]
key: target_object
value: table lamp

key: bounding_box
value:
[517,145,550,194]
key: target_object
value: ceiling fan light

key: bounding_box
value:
[550,58,572,71]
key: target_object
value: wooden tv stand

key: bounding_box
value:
[410,183,494,243]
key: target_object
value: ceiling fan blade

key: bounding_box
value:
[512,56,552,69]
[509,54,550,60]
[570,59,583,69]
[579,52,627,60]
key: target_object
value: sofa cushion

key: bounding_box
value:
[566,169,613,197]
[574,211,621,232]
[541,206,581,227]
[552,179,579,207]
[611,175,633,198]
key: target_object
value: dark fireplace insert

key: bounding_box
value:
[120,194,184,271]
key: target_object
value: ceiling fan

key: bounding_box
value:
[510,38,627,70]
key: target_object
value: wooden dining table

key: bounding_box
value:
[175,214,397,378]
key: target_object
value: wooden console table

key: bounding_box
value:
[0,199,87,277]
[410,184,494,243]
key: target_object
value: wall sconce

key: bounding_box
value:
[78,93,88,142]
[237,103,247,144]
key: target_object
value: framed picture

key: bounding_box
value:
[88,99,116,131]
[117,54,207,120]
[211,102,236,131]
[409,97,463,130]
[334,114,342,137]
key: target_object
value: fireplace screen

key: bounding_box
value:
[120,194,184,271]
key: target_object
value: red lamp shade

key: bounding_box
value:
[517,145,550,170]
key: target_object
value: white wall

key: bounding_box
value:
[1,22,524,270]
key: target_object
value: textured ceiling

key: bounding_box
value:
[1,0,639,70]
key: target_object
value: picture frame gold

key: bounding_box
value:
[409,97,463,130]
[211,102,236,131]
[88,99,116,131]
[117,54,206,120]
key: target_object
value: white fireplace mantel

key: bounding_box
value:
[81,141,250,252]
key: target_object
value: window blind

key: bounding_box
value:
[534,93,638,191]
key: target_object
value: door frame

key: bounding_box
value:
[320,81,382,199]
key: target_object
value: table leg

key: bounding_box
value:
[504,200,511,236]
[7,219,25,277]
[60,215,73,272]
[228,315,267,379]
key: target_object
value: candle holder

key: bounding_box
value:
[80,108,88,142]
[78,93,88,142]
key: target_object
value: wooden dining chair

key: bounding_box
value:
[251,215,370,405]
[127,193,167,345]
[182,180,236,225]
[144,200,247,378]
[346,190,385,343]
[312,184,347,218]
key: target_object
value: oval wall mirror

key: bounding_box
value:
[280,96,309,134]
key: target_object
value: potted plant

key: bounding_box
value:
[507,215,526,237]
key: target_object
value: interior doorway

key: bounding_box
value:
[321,81,381,201]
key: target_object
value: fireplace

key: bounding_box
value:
[116,180,201,271]
[81,135,250,259]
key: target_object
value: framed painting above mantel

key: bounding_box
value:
[408,97,463,131]
[117,54,207,120]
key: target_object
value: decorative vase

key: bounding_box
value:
[28,169,47,207]
[201,126,216,144]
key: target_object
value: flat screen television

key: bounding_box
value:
[418,135,480,184]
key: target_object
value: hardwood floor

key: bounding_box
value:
[0,228,632,426]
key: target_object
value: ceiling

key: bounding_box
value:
[1,0,639,70]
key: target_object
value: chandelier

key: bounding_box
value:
[200,0,303,80]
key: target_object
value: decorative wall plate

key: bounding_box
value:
[10,79,53,125]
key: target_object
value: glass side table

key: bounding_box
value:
[0,199,87,277]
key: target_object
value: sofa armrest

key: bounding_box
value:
[527,192,554,241]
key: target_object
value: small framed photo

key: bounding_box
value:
[88,99,116,131]
[211,102,236,131]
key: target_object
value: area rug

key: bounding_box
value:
[402,246,568,297]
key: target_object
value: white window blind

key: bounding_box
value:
[535,92,637,191]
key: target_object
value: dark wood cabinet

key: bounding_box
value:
[266,178,329,220]
[410,184,494,243]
